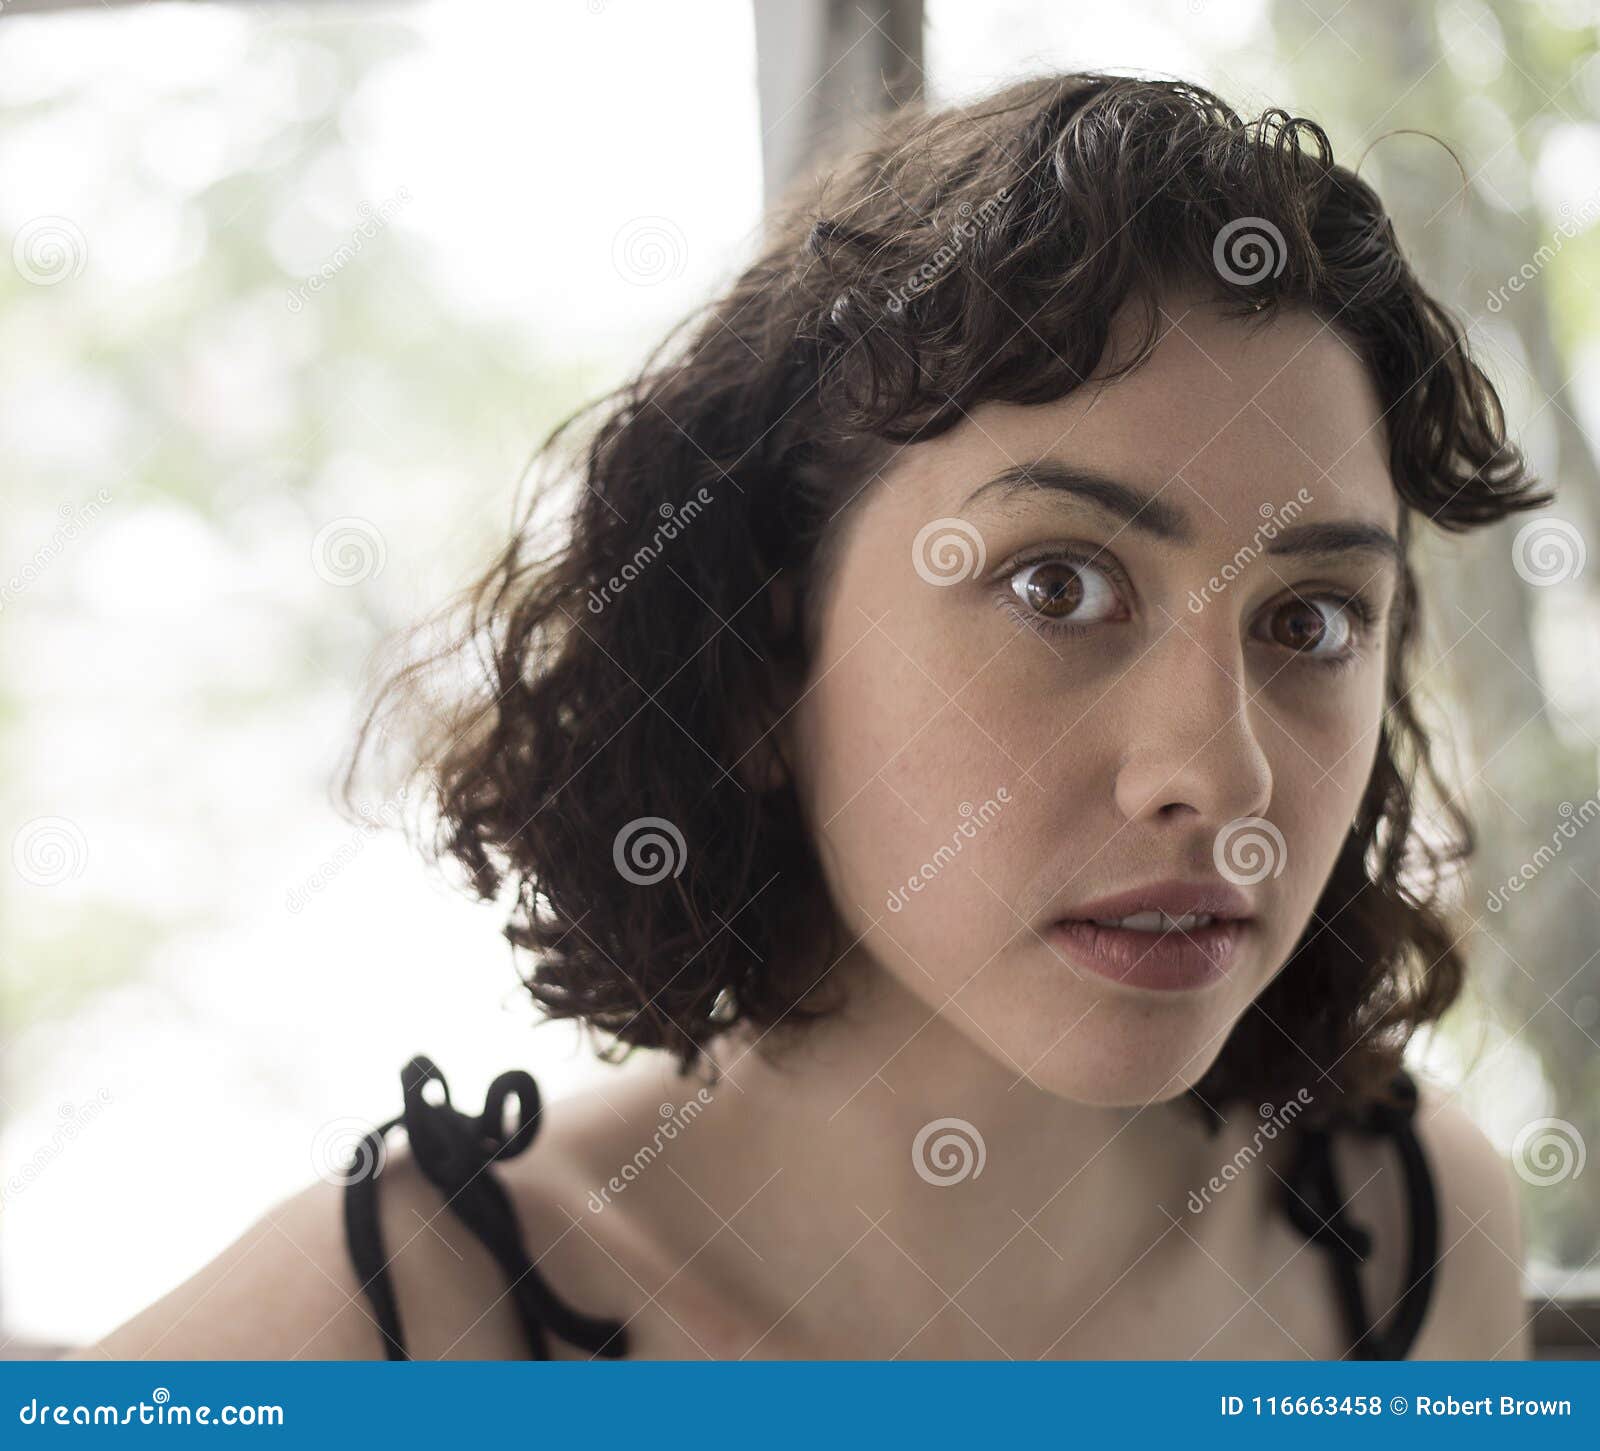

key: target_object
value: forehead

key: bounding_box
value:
[882,296,1398,531]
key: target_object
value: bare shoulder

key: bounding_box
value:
[1408,1079,1531,1358]
[491,1066,753,1360]
[1333,1076,1530,1360]
[66,1147,535,1362]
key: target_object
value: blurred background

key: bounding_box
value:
[0,0,1595,1355]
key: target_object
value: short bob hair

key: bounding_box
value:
[345,71,1551,1132]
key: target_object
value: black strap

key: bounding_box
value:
[1281,1067,1439,1360]
[342,1055,631,1361]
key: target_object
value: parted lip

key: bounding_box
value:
[1051,878,1255,925]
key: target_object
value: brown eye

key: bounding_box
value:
[1261,596,1354,656]
[1008,558,1122,627]
[1020,561,1082,616]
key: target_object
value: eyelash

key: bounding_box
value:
[991,546,1381,671]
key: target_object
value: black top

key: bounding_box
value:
[342,1055,1439,1361]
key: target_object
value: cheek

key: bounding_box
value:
[790,603,1028,979]
[1255,677,1385,924]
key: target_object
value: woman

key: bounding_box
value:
[80,72,1546,1361]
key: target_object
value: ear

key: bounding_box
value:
[730,572,802,794]
[768,570,798,638]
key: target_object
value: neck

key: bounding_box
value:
[667,946,1257,1355]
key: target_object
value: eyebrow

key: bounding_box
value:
[960,461,1403,568]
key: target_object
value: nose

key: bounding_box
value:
[1111,625,1273,829]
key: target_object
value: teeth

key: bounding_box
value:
[1090,911,1215,931]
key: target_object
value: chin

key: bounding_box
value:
[1023,1047,1222,1109]
[959,981,1239,1108]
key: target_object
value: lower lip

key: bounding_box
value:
[1045,919,1247,991]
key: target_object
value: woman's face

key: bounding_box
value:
[784,294,1401,1106]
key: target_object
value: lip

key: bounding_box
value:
[1044,878,1255,992]
[1054,879,1255,925]
[1046,918,1247,991]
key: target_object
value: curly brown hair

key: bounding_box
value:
[342,72,1551,1133]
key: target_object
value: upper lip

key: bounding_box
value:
[1052,879,1255,925]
